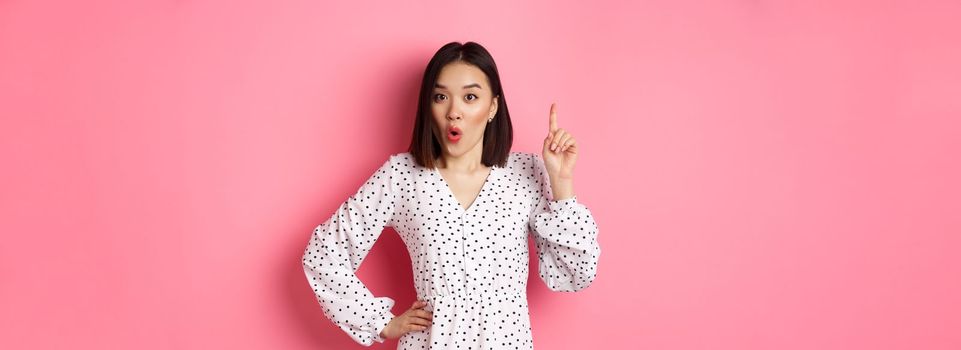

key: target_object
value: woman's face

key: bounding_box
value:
[431,61,498,160]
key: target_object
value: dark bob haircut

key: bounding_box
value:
[407,41,513,169]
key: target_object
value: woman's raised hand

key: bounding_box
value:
[542,102,578,180]
[379,300,433,340]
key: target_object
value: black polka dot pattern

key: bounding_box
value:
[302,151,601,348]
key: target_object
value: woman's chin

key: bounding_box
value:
[442,142,473,157]
[442,145,459,155]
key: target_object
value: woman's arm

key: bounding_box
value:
[301,156,398,346]
[528,153,601,292]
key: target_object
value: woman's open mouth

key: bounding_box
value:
[447,126,462,143]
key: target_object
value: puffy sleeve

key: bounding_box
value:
[527,153,601,292]
[301,156,398,346]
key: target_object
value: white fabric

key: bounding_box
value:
[302,151,601,349]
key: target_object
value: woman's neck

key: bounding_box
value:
[439,142,486,172]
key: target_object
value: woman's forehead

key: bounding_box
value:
[436,62,489,88]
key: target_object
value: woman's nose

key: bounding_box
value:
[447,112,462,120]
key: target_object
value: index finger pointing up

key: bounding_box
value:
[549,102,558,132]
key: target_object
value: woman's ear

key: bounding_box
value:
[490,96,499,117]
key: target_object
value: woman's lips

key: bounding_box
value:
[447,126,462,143]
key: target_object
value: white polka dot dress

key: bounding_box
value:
[301,151,601,349]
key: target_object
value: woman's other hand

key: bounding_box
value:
[379,300,433,339]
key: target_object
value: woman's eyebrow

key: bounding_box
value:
[434,83,482,90]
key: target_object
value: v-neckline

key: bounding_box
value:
[432,164,496,214]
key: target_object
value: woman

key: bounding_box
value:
[301,41,601,349]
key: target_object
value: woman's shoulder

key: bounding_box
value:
[388,151,415,160]
[506,151,543,168]
[381,151,540,172]
[503,151,546,183]
[386,151,417,168]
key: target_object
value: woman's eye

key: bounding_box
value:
[433,94,447,102]
[465,94,477,101]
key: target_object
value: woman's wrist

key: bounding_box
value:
[549,176,574,201]
[378,315,394,339]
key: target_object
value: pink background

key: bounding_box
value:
[2,0,959,349]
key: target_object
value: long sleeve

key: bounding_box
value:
[527,154,601,292]
[301,156,398,346]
